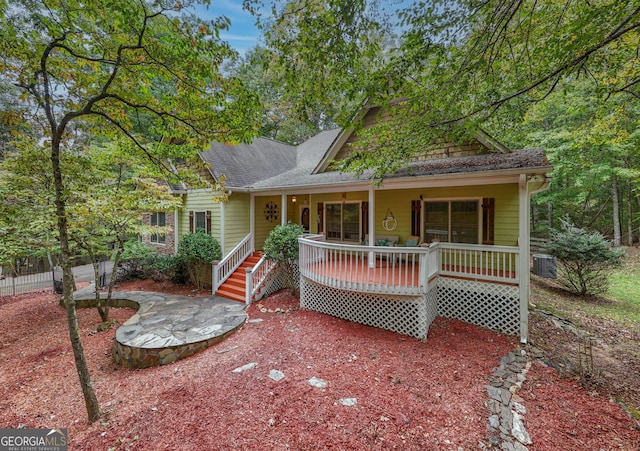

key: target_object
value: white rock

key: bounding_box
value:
[232,362,258,373]
[339,398,357,406]
[511,412,532,445]
[268,369,285,381]
[512,401,527,415]
[308,376,327,388]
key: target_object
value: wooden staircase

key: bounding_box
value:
[215,252,262,303]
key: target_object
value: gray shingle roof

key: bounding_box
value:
[200,129,550,191]
[201,138,296,188]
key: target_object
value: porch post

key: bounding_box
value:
[368,186,375,268]
[174,208,179,255]
[281,193,287,226]
[518,174,530,343]
[249,194,255,251]
[220,201,225,256]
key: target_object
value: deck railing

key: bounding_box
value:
[434,242,519,284]
[298,237,431,295]
[212,233,253,292]
[298,237,520,294]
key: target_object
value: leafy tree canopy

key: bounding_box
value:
[225,46,332,144]
[1,0,260,156]
[0,0,262,422]
[249,0,640,179]
[501,78,640,239]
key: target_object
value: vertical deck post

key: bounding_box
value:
[518,174,530,343]
[212,260,219,294]
[245,266,253,305]
[368,186,375,268]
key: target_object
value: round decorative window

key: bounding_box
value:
[264,202,279,222]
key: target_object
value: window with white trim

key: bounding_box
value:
[324,202,360,242]
[424,200,480,244]
[150,212,166,244]
[189,210,211,234]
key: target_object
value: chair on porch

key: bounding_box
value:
[404,235,421,247]
[400,235,422,263]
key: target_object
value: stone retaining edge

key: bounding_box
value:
[66,286,245,369]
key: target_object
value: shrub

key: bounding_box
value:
[143,254,189,284]
[117,239,158,280]
[117,240,188,284]
[545,220,625,296]
[263,223,304,294]
[177,232,221,289]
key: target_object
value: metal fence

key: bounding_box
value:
[0,270,56,298]
[0,255,109,299]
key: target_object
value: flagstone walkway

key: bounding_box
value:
[74,287,247,368]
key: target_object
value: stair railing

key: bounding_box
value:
[212,233,253,292]
[245,256,277,305]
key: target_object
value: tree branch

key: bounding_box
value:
[432,11,640,127]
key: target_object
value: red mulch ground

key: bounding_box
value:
[1,282,639,450]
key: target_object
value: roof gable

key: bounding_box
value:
[312,105,510,174]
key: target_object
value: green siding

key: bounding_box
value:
[254,195,282,250]
[179,183,520,256]
[309,185,519,246]
[178,190,221,243]
[224,193,251,254]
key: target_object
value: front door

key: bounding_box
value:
[300,207,310,232]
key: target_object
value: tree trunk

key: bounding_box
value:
[612,177,621,246]
[547,202,553,236]
[105,243,125,318]
[627,183,633,246]
[51,138,101,423]
[91,257,108,322]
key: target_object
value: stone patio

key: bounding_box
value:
[74,287,247,368]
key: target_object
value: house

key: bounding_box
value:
[144,106,552,343]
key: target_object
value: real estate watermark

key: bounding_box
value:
[0,428,67,451]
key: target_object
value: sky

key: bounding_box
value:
[194,1,261,55]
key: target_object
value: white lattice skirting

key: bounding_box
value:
[299,275,520,339]
[300,276,438,339]
[436,278,520,336]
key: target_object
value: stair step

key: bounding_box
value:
[223,284,244,295]
[215,289,245,302]
[225,278,245,289]
[213,252,267,304]
[225,271,247,282]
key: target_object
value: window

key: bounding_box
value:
[189,210,211,234]
[324,202,360,242]
[424,200,479,244]
[150,212,166,244]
